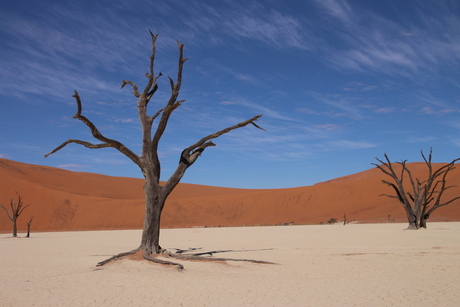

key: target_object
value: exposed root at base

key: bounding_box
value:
[96,248,184,271]
[96,248,141,266]
[144,253,184,271]
[165,251,277,265]
[96,248,275,270]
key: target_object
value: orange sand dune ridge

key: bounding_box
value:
[1,158,460,232]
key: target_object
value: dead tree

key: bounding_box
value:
[0,192,31,237]
[26,216,34,238]
[373,149,460,229]
[45,32,266,269]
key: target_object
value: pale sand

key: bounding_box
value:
[1,223,459,306]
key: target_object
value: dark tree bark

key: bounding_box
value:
[26,216,34,238]
[0,192,31,237]
[373,149,460,229]
[45,31,265,269]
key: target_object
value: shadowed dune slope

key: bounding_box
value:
[1,158,460,232]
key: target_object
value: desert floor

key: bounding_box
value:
[1,223,459,306]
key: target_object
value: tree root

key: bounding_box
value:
[165,250,277,265]
[96,248,184,271]
[96,248,275,270]
[96,248,141,266]
[144,253,184,271]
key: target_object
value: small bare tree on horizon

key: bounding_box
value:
[0,192,31,237]
[373,149,460,229]
[45,31,266,269]
[26,216,34,238]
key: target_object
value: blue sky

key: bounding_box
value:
[1,0,459,189]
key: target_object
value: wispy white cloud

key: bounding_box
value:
[451,139,460,147]
[325,140,376,150]
[235,74,260,85]
[225,97,297,121]
[406,136,437,143]
[313,0,354,24]
[419,107,459,115]
[0,2,174,106]
[219,101,237,106]
[114,118,136,123]
[312,124,342,131]
[167,0,311,51]
[342,82,378,92]
[307,91,363,119]
[7,143,42,152]
[373,107,395,114]
[314,0,460,77]
[222,10,310,50]
[445,120,460,130]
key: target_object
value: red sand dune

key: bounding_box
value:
[1,158,460,232]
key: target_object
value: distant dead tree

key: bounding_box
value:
[0,192,31,237]
[26,216,34,238]
[45,31,266,269]
[373,149,460,229]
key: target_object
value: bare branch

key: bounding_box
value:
[380,194,399,199]
[162,114,264,195]
[0,204,13,221]
[251,121,266,131]
[45,91,142,169]
[142,30,159,98]
[17,202,32,217]
[45,139,112,158]
[121,80,141,98]
[431,196,460,210]
[184,114,264,162]
[151,41,188,147]
[150,108,164,122]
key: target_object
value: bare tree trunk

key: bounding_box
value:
[12,219,17,237]
[405,211,418,229]
[140,187,164,255]
[405,200,432,229]
[419,214,428,229]
[26,216,34,238]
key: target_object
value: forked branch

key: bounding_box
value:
[44,91,142,169]
[162,114,264,193]
[184,114,265,165]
